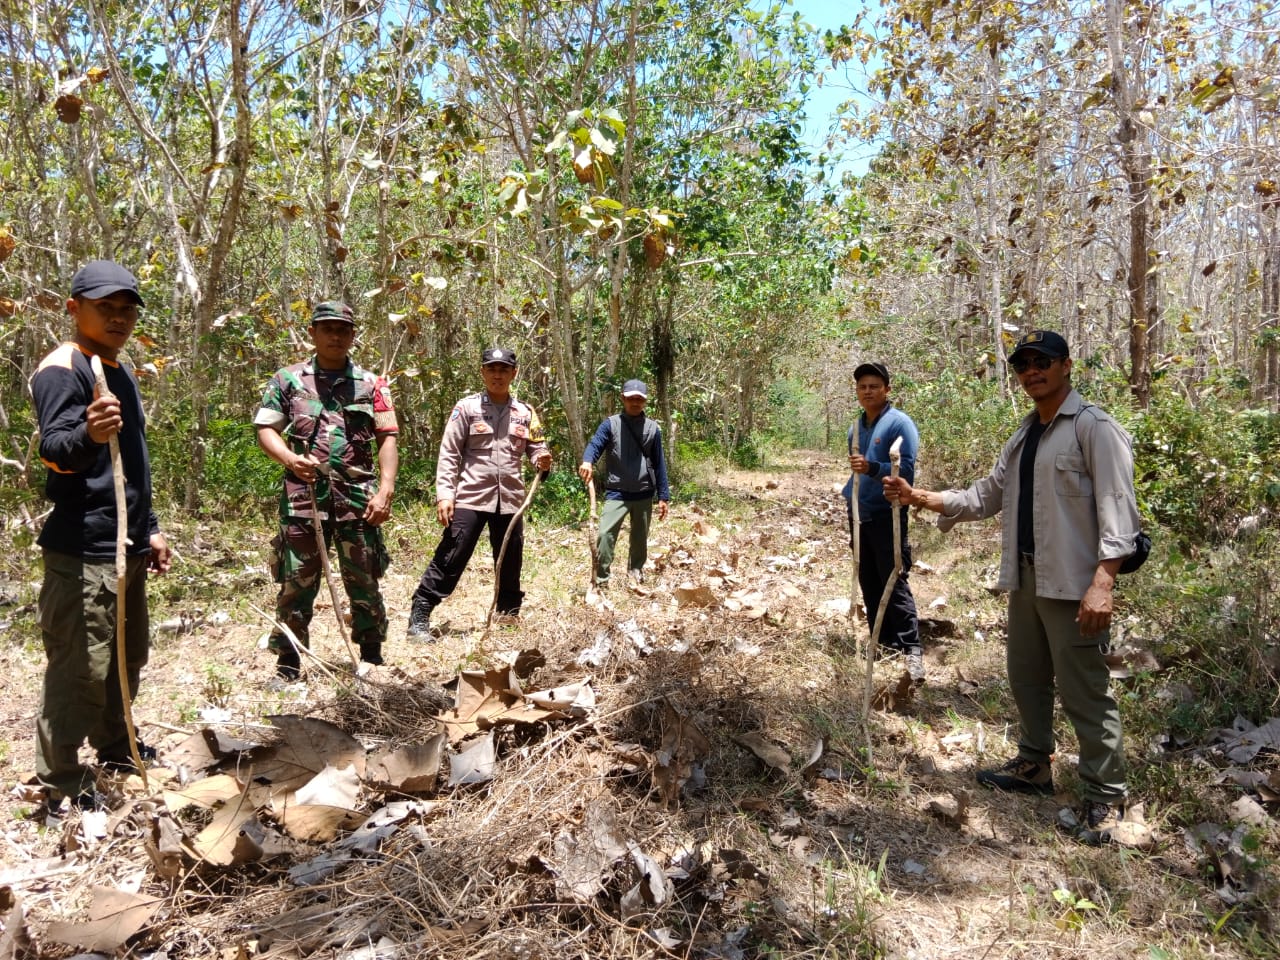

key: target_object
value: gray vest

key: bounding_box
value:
[606,414,659,494]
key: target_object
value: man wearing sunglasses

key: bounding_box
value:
[883,330,1142,845]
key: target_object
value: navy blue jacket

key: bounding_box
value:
[841,402,919,518]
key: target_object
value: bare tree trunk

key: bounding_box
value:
[1105,0,1152,408]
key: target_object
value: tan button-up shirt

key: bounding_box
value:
[436,391,550,513]
[938,390,1141,601]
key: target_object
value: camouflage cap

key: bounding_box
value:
[311,301,355,325]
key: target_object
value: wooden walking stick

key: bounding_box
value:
[584,476,600,602]
[849,470,861,643]
[478,468,549,646]
[862,437,905,759]
[89,355,148,790]
[307,482,362,674]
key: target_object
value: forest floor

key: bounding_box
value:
[0,451,1275,959]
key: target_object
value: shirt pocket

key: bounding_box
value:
[1053,452,1093,498]
[509,419,529,452]
[466,418,494,451]
[342,402,376,445]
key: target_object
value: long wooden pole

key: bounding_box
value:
[307,483,362,673]
[89,355,148,791]
[479,469,548,645]
[862,436,905,761]
[585,476,599,602]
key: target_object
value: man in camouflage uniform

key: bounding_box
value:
[255,301,398,677]
[407,346,552,637]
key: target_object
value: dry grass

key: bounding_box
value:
[0,452,1275,959]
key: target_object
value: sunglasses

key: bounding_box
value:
[1009,354,1057,374]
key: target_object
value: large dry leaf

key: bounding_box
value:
[448,731,497,786]
[163,773,244,813]
[654,702,711,809]
[439,670,521,742]
[620,844,673,919]
[733,732,791,773]
[45,888,164,952]
[551,800,628,902]
[190,785,261,866]
[368,737,445,793]
[1217,716,1280,764]
[279,804,364,843]
[525,680,596,716]
[243,716,365,791]
[143,812,188,880]
[294,764,362,809]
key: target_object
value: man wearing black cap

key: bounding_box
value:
[842,361,923,680]
[30,260,171,809]
[255,300,399,676]
[407,346,552,636]
[884,330,1142,844]
[578,379,670,587]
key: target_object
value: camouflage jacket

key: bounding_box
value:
[254,357,398,522]
[436,391,548,512]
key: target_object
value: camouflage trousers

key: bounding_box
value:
[269,519,390,653]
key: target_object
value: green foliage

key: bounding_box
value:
[1125,392,1280,544]
[527,468,590,528]
[903,369,1017,488]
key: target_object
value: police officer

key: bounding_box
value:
[254,301,399,677]
[407,346,552,637]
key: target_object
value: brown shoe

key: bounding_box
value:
[1077,800,1124,845]
[976,756,1053,795]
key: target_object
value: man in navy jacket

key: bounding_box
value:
[843,362,923,680]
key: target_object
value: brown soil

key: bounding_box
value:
[0,452,1265,958]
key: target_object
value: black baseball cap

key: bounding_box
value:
[853,362,890,386]
[70,260,144,306]
[311,301,355,325]
[482,346,517,366]
[1008,330,1069,360]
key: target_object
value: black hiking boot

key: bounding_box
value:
[99,739,158,773]
[359,640,384,666]
[406,598,434,640]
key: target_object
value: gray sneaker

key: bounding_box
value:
[906,652,926,683]
[976,756,1054,795]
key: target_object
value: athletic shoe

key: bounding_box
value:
[976,755,1053,795]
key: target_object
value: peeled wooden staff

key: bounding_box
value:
[89,355,148,790]
[862,437,905,753]
[479,468,549,644]
[849,470,861,642]
[307,483,362,673]
[584,476,600,602]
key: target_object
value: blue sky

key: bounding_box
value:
[784,0,876,175]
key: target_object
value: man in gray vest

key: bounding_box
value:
[578,380,670,587]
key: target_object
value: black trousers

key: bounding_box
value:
[848,507,921,654]
[413,508,525,614]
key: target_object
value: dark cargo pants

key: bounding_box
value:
[412,508,525,615]
[1007,556,1127,802]
[36,549,150,798]
[849,507,921,655]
